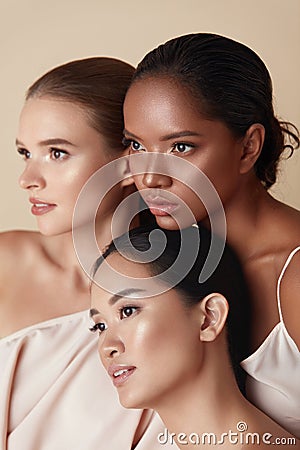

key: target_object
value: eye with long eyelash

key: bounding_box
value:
[122,138,143,152]
[17,148,31,159]
[119,305,139,319]
[89,322,106,334]
[172,142,195,153]
[49,147,69,160]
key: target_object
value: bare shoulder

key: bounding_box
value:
[261,200,300,348]
[274,201,300,243]
[279,244,300,349]
[273,202,300,347]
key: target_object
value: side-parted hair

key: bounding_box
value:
[27,57,134,152]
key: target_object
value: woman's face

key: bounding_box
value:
[90,253,203,410]
[123,77,244,230]
[17,96,123,236]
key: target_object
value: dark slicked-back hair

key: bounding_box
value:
[93,223,252,393]
[131,33,299,188]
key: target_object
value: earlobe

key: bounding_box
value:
[199,293,228,342]
[239,124,265,174]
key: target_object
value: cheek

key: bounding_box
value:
[130,319,162,348]
[58,168,95,202]
[124,316,174,361]
[130,316,195,357]
[171,183,207,223]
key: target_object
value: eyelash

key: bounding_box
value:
[17,147,69,161]
[89,306,139,335]
[119,305,139,319]
[172,142,195,154]
[89,322,107,334]
[49,148,69,160]
[17,148,31,160]
[122,138,195,155]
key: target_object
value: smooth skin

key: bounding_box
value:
[123,77,300,354]
[91,253,297,449]
[0,97,135,337]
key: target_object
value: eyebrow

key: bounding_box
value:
[89,288,146,317]
[15,138,76,147]
[123,129,203,143]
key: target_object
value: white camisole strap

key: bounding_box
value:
[241,245,300,437]
[276,246,300,323]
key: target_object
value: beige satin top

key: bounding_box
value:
[0,310,174,450]
[241,247,300,438]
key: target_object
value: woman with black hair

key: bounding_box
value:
[122,33,300,437]
[90,224,296,448]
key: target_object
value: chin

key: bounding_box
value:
[154,215,181,230]
[37,223,71,237]
[155,214,197,231]
[119,392,149,411]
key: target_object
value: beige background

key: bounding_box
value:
[1,0,299,231]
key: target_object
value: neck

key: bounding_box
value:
[42,231,79,269]
[207,176,279,263]
[156,351,250,449]
[71,193,140,279]
[41,189,140,283]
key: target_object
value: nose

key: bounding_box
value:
[19,162,46,191]
[141,154,172,189]
[142,172,172,189]
[100,330,125,360]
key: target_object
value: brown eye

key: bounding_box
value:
[120,306,137,318]
[17,148,31,159]
[89,322,107,334]
[129,141,144,152]
[50,148,68,160]
[173,143,194,153]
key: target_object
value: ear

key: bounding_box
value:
[199,293,228,342]
[239,124,265,174]
[118,153,135,188]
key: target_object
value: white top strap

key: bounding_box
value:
[277,246,300,322]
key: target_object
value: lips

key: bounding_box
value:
[145,195,178,216]
[108,364,136,387]
[29,198,57,216]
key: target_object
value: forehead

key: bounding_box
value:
[21,96,89,119]
[18,96,99,142]
[92,252,172,300]
[93,252,152,292]
[100,252,151,277]
[124,77,203,129]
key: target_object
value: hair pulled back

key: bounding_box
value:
[93,223,251,393]
[27,57,134,152]
[132,34,299,188]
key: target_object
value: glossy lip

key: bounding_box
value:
[108,364,136,387]
[144,195,178,216]
[29,197,57,216]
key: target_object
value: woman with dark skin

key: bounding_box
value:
[122,34,300,437]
